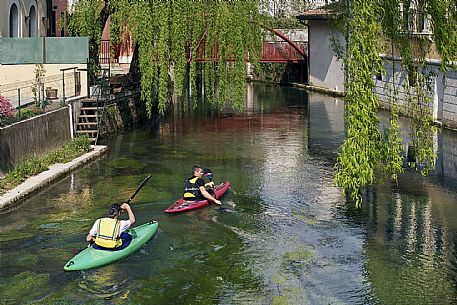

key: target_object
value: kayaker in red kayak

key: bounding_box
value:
[184,165,222,205]
[86,202,136,250]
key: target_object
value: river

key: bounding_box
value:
[1,83,457,304]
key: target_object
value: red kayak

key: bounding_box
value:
[164,181,230,213]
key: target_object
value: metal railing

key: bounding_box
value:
[0,70,82,112]
[100,39,119,65]
[94,68,110,145]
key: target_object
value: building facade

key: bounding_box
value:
[0,0,51,38]
[297,4,345,93]
[51,0,72,37]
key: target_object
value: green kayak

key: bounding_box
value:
[64,221,159,271]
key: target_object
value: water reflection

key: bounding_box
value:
[363,188,457,305]
[79,265,130,300]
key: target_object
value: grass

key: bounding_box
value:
[0,136,92,195]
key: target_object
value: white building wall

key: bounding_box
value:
[374,57,457,129]
[308,19,345,92]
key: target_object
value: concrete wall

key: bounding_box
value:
[0,106,71,176]
[0,0,48,38]
[307,19,345,92]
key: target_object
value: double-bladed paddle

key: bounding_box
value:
[71,175,152,254]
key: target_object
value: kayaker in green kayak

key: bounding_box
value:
[184,165,221,205]
[86,202,136,250]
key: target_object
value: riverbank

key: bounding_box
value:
[0,145,107,213]
[291,82,346,97]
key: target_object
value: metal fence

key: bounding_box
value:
[0,68,82,112]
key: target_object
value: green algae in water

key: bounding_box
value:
[29,214,93,234]
[284,246,315,262]
[137,188,173,202]
[167,150,192,159]
[0,231,34,242]
[145,173,181,188]
[271,273,288,285]
[2,271,50,302]
[283,287,304,294]
[3,252,40,268]
[272,295,289,305]
[130,145,151,156]
[107,158,145,170]
[292,211,318,225]
[39,247,76,265]
[92,175,141,204]
[30,288,79,305]
[283,287,309,305]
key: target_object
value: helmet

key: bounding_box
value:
[203,168,213,180]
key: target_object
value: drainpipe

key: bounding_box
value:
[68,102,74,139]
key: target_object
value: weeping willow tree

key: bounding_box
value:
[69,0,262,115]
[335,0,457,206]
[69,0,457,206]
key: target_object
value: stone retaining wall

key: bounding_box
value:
[99,87,151,137]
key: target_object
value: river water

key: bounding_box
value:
[1,83,457,304]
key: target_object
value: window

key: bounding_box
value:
[9,3,19,37]
[29,5,37,37]
[51,10,56,37]
[400,0,432,34]
[60,12,65,37]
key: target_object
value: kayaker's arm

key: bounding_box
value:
[86,219,98,242]
[199,186,221,205]
[121,203,136,225]
[86,233,95,242]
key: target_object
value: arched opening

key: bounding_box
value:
[9,3,19,37]
[29,5,37,37]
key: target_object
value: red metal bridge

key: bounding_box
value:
[100,28,307,65]
[188,27,307,63]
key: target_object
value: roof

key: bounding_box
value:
[296,1,344,21]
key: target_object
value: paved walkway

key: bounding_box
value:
[0,145,108,213]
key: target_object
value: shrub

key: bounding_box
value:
[16,109,35,120]
[0,96,15,126]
